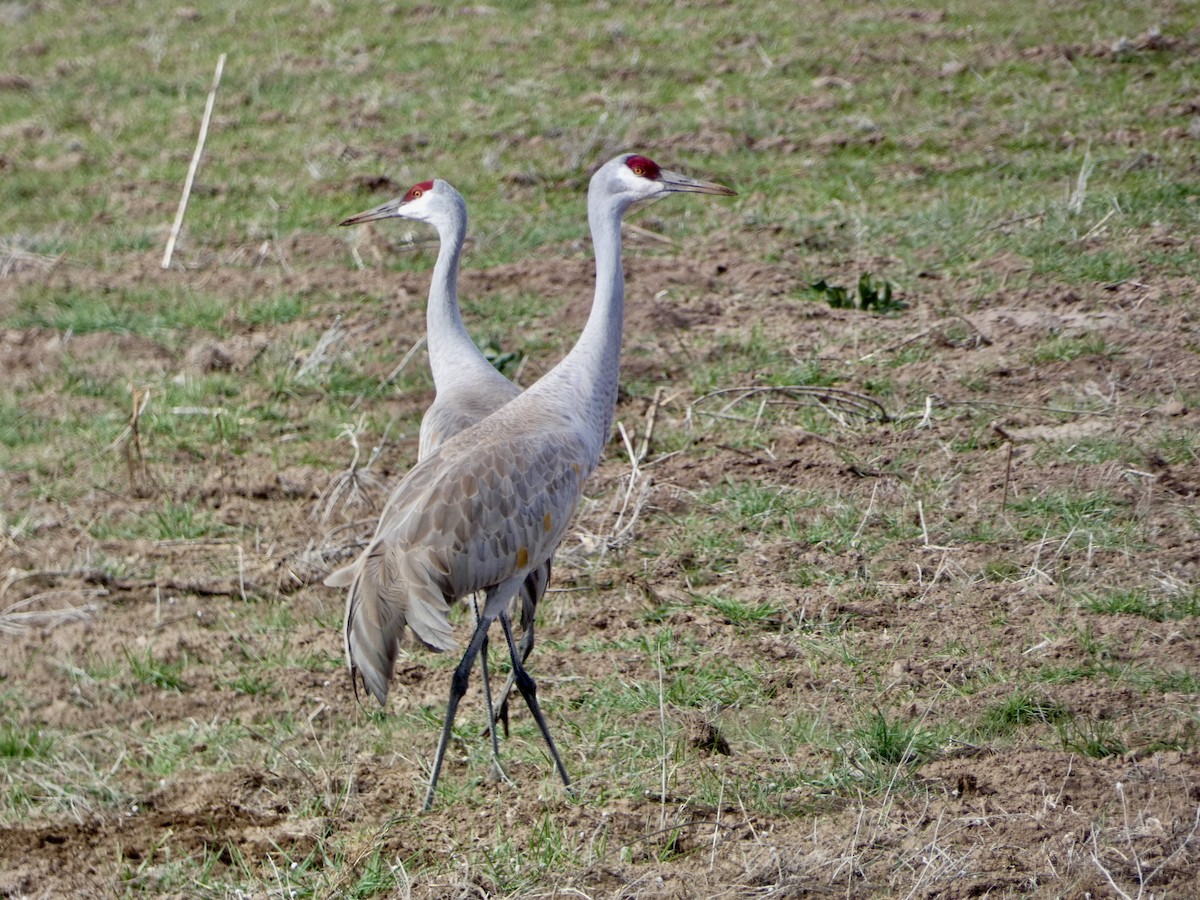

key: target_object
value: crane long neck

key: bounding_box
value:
[424,207,475,389]
[554,190,628,456]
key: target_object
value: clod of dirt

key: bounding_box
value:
[687,718,732,756]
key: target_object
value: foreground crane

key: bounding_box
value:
[331,154,734,809]
[334,179,545,767]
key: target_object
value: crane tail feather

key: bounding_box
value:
[339,547,459,706]
[324,563,357,589]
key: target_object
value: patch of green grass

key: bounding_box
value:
[1143,669,1200,694]
[225,673,276,697]
[8,286,228,339]
[689,326,791,396]
[1152,432,1200,466]
[1009,488,1134,545]
[475,813,579,894]
[1056,715,1128,759]
[0,724,55,761]
[804,495,911,553]
[90,501,223,542]
[1033,436,1134,465]
[982,558,1023,581]
[339,847,412,899]
[1035,664,1095,686]
[980,690,1070,736]
[123,647,191,694]
[1082,588,1200,621]
[240,292,308,327]
[692,592,783,628]
[0,400,49,449]
[666,655,769,709]
[850,709,939,767]
[1029,332,1119,364]
[461,292,558,344]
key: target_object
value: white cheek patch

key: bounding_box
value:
[619,167,655,191]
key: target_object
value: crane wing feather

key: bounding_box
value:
[341,414,592,702]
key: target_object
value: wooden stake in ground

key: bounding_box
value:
[161,53,226,270]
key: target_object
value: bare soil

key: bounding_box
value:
[2,220,1199,896]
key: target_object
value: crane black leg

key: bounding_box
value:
[472,596,510,783]
[495,565,544,734]
[498,610,571,794]
[423,612,492,811]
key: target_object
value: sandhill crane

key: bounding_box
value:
[330,154,734,810]
[335,179,546,763]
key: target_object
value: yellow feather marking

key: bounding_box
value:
[543,513,552,531]
[517,547,529,568]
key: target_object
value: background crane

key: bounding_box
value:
[333,179,547,770]
[331,154,734,809]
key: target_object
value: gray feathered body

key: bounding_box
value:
[339,400,594,702]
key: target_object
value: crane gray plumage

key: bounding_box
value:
[330,154,734,809]
[330,179,547,730]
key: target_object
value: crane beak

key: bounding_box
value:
[339,198,403,227]
[657,170,737,197]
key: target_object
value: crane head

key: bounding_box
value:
[599,153,735,211]
[339,179,465,228]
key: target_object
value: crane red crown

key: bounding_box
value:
[625,155,661,180]
[404,180,435,202]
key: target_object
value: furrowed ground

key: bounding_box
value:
[1,1,1198,897]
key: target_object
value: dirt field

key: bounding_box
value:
[2,3,1200,897]
[3,231,1199,896]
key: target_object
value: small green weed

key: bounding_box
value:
[809,274,905,313]
[480,340,523,378]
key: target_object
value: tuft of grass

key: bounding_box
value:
[693,592,783,628]
[851,709,938,767]
[980,690,1070,736]
[241,293,307,327]
[340,847,411,899]
[123,647,190,694]
[1056,715,1128,759]
[0,724,55,761]
[90,501,224,542]
[1082,587,1200,622]
[1029,332,1118,364]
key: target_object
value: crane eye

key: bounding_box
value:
[404,180,435,203]
[625,155,660,180]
